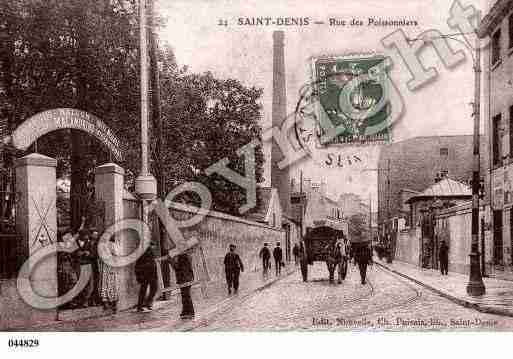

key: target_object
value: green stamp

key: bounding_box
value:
[311,55,394,145]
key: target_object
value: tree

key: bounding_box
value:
[1,0,141,229]
[2,1,265,221]
[156,53,265,215]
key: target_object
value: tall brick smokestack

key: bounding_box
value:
[271,30,290,215]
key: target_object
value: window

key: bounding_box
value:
[493,113,502,166]
[439,147,448,156]
[492,29,501,65]
[509,13,513,48]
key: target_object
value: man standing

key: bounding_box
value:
[334,241,344,284]
[273,242,283,276]
[292,243,300,266]
[170,251,195,320]
[299,241,308,282]
[135,241,158,312]
[224,244,244,295]
[259,243,271,279]
[89,230,101,306]
[439,240,449,275]
[337,237,351,283]
[354,244,372,285]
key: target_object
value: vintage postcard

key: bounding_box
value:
[1,0,513,348]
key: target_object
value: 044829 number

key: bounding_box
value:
[8,339,39,348]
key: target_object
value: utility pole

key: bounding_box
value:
[135,0,157,224]
[386,159,393,263]
[361,163,391,257]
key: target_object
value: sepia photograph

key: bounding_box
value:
[1,0,513,356]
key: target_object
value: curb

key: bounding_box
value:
[375,262,513,318]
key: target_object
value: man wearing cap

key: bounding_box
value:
[273,242,283,276]
[259,243,271,279]
[224,244,244,295]
[170,250,195,319]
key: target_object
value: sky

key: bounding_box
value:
[155,0,487,208]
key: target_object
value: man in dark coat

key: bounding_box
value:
[273,242,283,276]
[76,229,94,307]
[135,241,158,312]
[439,240,449,275]
[299,241,308,282]
[170,251,195,319]
[354,244,372,285]
[224,244,244,294]
[292,243,300,265]
[259,243,271,279]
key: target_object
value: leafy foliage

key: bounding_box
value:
[1,1,264,218]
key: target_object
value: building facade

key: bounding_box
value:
[479,0,513,269]
[377,135,488,236]
[290,179,348,237]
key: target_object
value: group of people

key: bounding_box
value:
[58,217,119,312]
[220,242,286,297]
[296,237,374,286]
[258,242,284,279]
[58,216,195,319]
[59,221,384,321]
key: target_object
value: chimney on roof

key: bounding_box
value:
[320,180,327,197]
[439,147,449,179]
[303,178,312,193]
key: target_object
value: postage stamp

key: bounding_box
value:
[310,54,393,146]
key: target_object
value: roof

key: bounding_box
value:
[406,178,471,203]
[478,0,513,38]
[400,188,421,195]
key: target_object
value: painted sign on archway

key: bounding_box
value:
[7,108,124,162]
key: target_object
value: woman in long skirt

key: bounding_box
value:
[98,237,119,312]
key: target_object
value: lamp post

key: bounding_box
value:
[135,0,157,217]
[407,33,485,296]
[467,35,486,296]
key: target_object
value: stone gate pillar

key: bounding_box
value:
[15,153,58,304]
[94,163,124,228]
[94,163,138,309]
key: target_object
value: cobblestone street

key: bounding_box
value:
[182,263,513,332]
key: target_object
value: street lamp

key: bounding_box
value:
[407,33,485,296]
[135,0,157,207]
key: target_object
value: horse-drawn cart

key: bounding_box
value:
[301,226,346,282]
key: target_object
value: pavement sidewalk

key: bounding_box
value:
[22,265,298,332]
[375,257,513,317]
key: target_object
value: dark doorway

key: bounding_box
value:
[493,210,503,265]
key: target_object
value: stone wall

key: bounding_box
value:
[166,202,289,282]
[395,227,421,266]
[435,203,493,275]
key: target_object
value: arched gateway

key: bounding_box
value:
[4,108,124,161]
[0,108,128,327]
